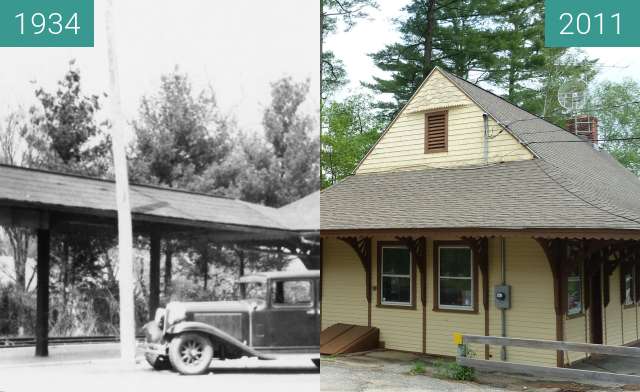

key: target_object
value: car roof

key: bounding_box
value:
[238,270,320,283]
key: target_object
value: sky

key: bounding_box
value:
[0,0,320,136]
[325,0,640,95]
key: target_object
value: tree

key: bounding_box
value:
[321,93,383,187]
[130,69,232,188]
[261,77,320,206]
[321,0,377,99]
[367,0,500,117]
[520,48,597,127]
[26,61,111,178]
[591,79,640,175]
[0,110,33,291]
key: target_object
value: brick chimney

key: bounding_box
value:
[565,115,598,144]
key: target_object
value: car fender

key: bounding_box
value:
[166,321,275,360]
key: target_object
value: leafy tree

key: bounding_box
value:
[591,79,640,175]
[261,77,320,206]
[130,69,232,188]
[26,61,111,178]
[0,110,33,291]
[321,0,377,99]
[321,93,383,187]
[520,48,597,127]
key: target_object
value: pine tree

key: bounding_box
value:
[367,0,500,117]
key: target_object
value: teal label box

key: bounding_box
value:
[545,0,640,47]
[0,0,94,47]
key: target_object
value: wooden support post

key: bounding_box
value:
[35,229,50,357]
[149,232,161,317]
[164,247,172,295]
[536,238,566,367]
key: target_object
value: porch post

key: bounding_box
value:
[35,228,50,357]
[149,231,161,317]
[536,238,566,367]
[164,245,173,295]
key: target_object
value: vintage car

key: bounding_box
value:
[143,270,320,375]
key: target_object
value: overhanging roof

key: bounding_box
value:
[0,164,318,235]
[321,68,640,234]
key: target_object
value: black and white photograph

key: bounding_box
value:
[0,1,319,391]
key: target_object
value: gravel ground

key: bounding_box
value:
[320,356,505,392]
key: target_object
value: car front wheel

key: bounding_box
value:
[168,333,214,375]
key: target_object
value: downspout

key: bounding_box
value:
[500,237,507,361]
[483,113,490,165]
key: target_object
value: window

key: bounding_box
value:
[380,246,412,306]
[437,246,474,311]
[622,265,635,307]
[424,111,448,153]
[567,262,583,316]
[271,280,312,306]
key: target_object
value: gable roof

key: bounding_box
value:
[322,68,640,234]
[0,164,318,234]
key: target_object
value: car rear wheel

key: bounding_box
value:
[168,333,214,375]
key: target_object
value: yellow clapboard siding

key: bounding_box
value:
[486,238,557,366]
[357,69,533,174]
[565,315,588,363]
[321,238,368,330]
[623,305,638,344]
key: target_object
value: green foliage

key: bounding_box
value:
[409,360,427,375]
[321,0,377,99]
[25,60,111,178]
[0,284,35,337]
[321,93,383,187]
[433,359,475,381]
[591,79,640,175]
[367,0,502,117]
[130,68,232,187]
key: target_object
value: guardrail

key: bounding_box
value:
[0,335,145,348]
[456,334,640,385]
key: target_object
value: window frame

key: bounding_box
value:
[269,278,314,309]
[424,109,449,154]
[566,261,584,319]
[433,241,478,313]
[376,241,416,309]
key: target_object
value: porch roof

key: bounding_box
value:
[0,164,318,234]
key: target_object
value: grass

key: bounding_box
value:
[409,360,427,375]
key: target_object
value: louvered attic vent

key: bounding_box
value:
[424,111,448,153]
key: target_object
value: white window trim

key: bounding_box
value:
[438,245,474,311]
[380,246,412,306]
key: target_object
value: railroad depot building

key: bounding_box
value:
[320,67,640,368]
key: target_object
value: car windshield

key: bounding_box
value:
[240,282,266,301]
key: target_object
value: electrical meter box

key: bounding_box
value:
[494,285,511,309]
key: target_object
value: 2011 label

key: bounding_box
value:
[559,12,620,36]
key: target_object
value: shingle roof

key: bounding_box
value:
[0,164,308,233]
[321,68,640,232]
